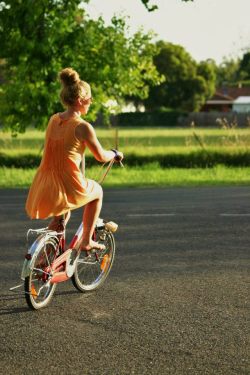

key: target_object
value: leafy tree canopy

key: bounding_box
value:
[140,0,193,12]
[0,0,162,133]
[238,52,250,81]
[215,52,250,88]
[144,41,216,112]
[216,58,240,87]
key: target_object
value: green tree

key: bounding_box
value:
[216,53,250,87]
[144,41,216,111]
[216,57,240,87]
[238,51,250,81]
[197,59,217,98]
[140,0,193,11]
[0,0,161,133]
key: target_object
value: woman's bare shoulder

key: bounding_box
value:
[79,118,91,126]
[75,120,94,141]
[45,113,58,132]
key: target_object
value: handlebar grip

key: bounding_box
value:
[111,149,124,167]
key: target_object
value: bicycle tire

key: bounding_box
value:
[24,236,59,310]
[71,229,115,292]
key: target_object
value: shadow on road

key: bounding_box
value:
[0,304,30,316]
[0,288,82,316]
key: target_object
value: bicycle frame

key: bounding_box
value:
[49,222,84,284]
[21,218,107,284]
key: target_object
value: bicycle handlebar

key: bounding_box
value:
[98,155,124,185]
[111,149,124,167]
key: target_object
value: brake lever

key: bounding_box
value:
[114,155,124,168]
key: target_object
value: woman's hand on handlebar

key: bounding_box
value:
[111,149,124,166]
[115,151,124,162]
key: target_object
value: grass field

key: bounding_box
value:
[1,126,250,156]
[1,164,250,188]
[1,126,250,187]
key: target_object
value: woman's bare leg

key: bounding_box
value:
[48,211,71,231]
[81,188,105,251]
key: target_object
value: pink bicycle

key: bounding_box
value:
[18,158,121,310]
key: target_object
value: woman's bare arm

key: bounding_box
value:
[75,122,116,163]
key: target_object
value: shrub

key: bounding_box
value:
[112,110,188,127]
[1,150,250,169]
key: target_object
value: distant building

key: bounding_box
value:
[201,86,250,112]
[221,86,250,99]
[201,92,233,112]
[233,96,250,113]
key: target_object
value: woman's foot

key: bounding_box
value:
[48,218,65,232]
[80,240,106,252]
[48,212,71,232]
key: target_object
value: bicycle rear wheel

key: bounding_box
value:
[24,236,59,310]
[72,229,115,292]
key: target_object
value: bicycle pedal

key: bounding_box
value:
[105,221,118,233]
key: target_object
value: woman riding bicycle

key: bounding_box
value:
[25,67,123,252]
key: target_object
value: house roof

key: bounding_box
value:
[212,92,233,101]
[217,86,250,99]
[233,96,250,104]
[205,86,250,106]
[206,100,233,105]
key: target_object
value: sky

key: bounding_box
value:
[84,0,250,64]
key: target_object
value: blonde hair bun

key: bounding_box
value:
[59,67,91,106]
[59,67,80,86]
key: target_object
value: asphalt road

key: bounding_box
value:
[0,187,249,375]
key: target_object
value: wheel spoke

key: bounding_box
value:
[77,259,97,265]
[24,235,59,309]
[43,247,51,268]
[72,231,115,292]
[33,267,51,276]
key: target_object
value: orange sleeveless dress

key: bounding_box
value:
[25,114,101,219]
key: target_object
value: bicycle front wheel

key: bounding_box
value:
[72,230,115,292]
[24,236,59,310]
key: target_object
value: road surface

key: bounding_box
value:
[0,187,249,375]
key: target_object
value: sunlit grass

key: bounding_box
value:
[1,127,250,188]
[1,165,250,188]
[1,126,250,158]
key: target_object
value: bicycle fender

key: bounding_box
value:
[20,235,46,280]
[21,259,31,280]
